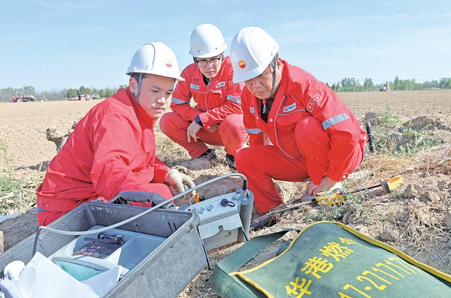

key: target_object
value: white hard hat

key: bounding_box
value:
[230,27,279,83]
[189,24,227,58]
[126,42,184,81]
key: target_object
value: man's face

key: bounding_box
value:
[244,59,282,100]
[130,74,174,118]
[195,54,222,79]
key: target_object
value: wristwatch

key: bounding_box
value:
[194,115,203,127]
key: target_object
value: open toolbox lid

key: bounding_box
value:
[0,202,207,298]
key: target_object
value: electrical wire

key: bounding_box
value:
[33,173,248,254]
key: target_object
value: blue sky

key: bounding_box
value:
[1,0,450,92]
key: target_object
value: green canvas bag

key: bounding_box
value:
[212,221,451,298]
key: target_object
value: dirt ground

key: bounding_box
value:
[2,90,450,177]
[1,89,451,297]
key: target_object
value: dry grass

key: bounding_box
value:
[2,91,451,297]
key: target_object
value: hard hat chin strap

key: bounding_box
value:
[261,54,279,114]
[133,73,143,104]
[269,53,279,97]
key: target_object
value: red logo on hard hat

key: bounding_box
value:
[238,60,246,69]
[165,59,173,68]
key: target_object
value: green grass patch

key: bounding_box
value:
[372,104,443,157]
[305,179,371,223]
[0,138,23,213]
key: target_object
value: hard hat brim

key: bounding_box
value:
[126,71,185,82]
[189,46,227,58]
[232,65,266,83]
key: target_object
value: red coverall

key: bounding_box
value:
[236,61,368,213]
[36,88,173,225]
[159,56,248,157]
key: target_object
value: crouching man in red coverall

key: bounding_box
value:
[159,24,248,170]
[36,42,195,226]
[229,27,368,214]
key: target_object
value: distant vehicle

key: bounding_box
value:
[79,94,92,101]
[380,82,391,92]
[67,94,95,101]
[10,95,36,102]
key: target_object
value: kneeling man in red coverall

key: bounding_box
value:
[229,27,368,214]
[159,24,248,170]
[36,42,195,226]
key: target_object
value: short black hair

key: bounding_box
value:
[130,73,149,82]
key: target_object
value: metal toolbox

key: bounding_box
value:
[0,202,206,298]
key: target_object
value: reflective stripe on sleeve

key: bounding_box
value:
[246,128,263,134]
[322,113,349,130]
[171,97,189,105]
[226,95,241,104]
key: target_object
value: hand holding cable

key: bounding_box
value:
[306,176,339,196]
[165,169,196,199]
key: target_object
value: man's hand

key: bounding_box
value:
[306,176,339,196]
[187,122,202,142]
[165,169,196,199]
[207,123,219,132]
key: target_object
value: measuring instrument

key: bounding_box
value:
[314,175,405,206]
[112,173,254,269]
[251,175,405,229]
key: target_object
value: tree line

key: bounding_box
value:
[1,76,450,102]
[328,77,451,92]
[0,85,125,102]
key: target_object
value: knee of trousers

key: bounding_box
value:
[159,112,188,135]
[219,115,247,138]
[235,147,251,169]
[295,116,329,154]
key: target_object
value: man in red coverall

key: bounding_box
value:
[159,24,248,170]
[36,42,195,226]
[229,27,368,214]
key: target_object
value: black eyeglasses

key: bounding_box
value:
[196,56,222,67]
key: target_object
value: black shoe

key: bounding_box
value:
[198,149,219,162]
[225,153,236,170]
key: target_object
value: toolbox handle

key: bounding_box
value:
[110,191,176,209]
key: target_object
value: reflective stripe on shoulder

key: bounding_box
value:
[226,95,241,104]
[246,128,263,134]
[171,97,189,105]
[322,113,349,130]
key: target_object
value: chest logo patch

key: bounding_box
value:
[250,107,255,114]
[283,102,297,113]
[190,83,200,90]
[216,81,226,88]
